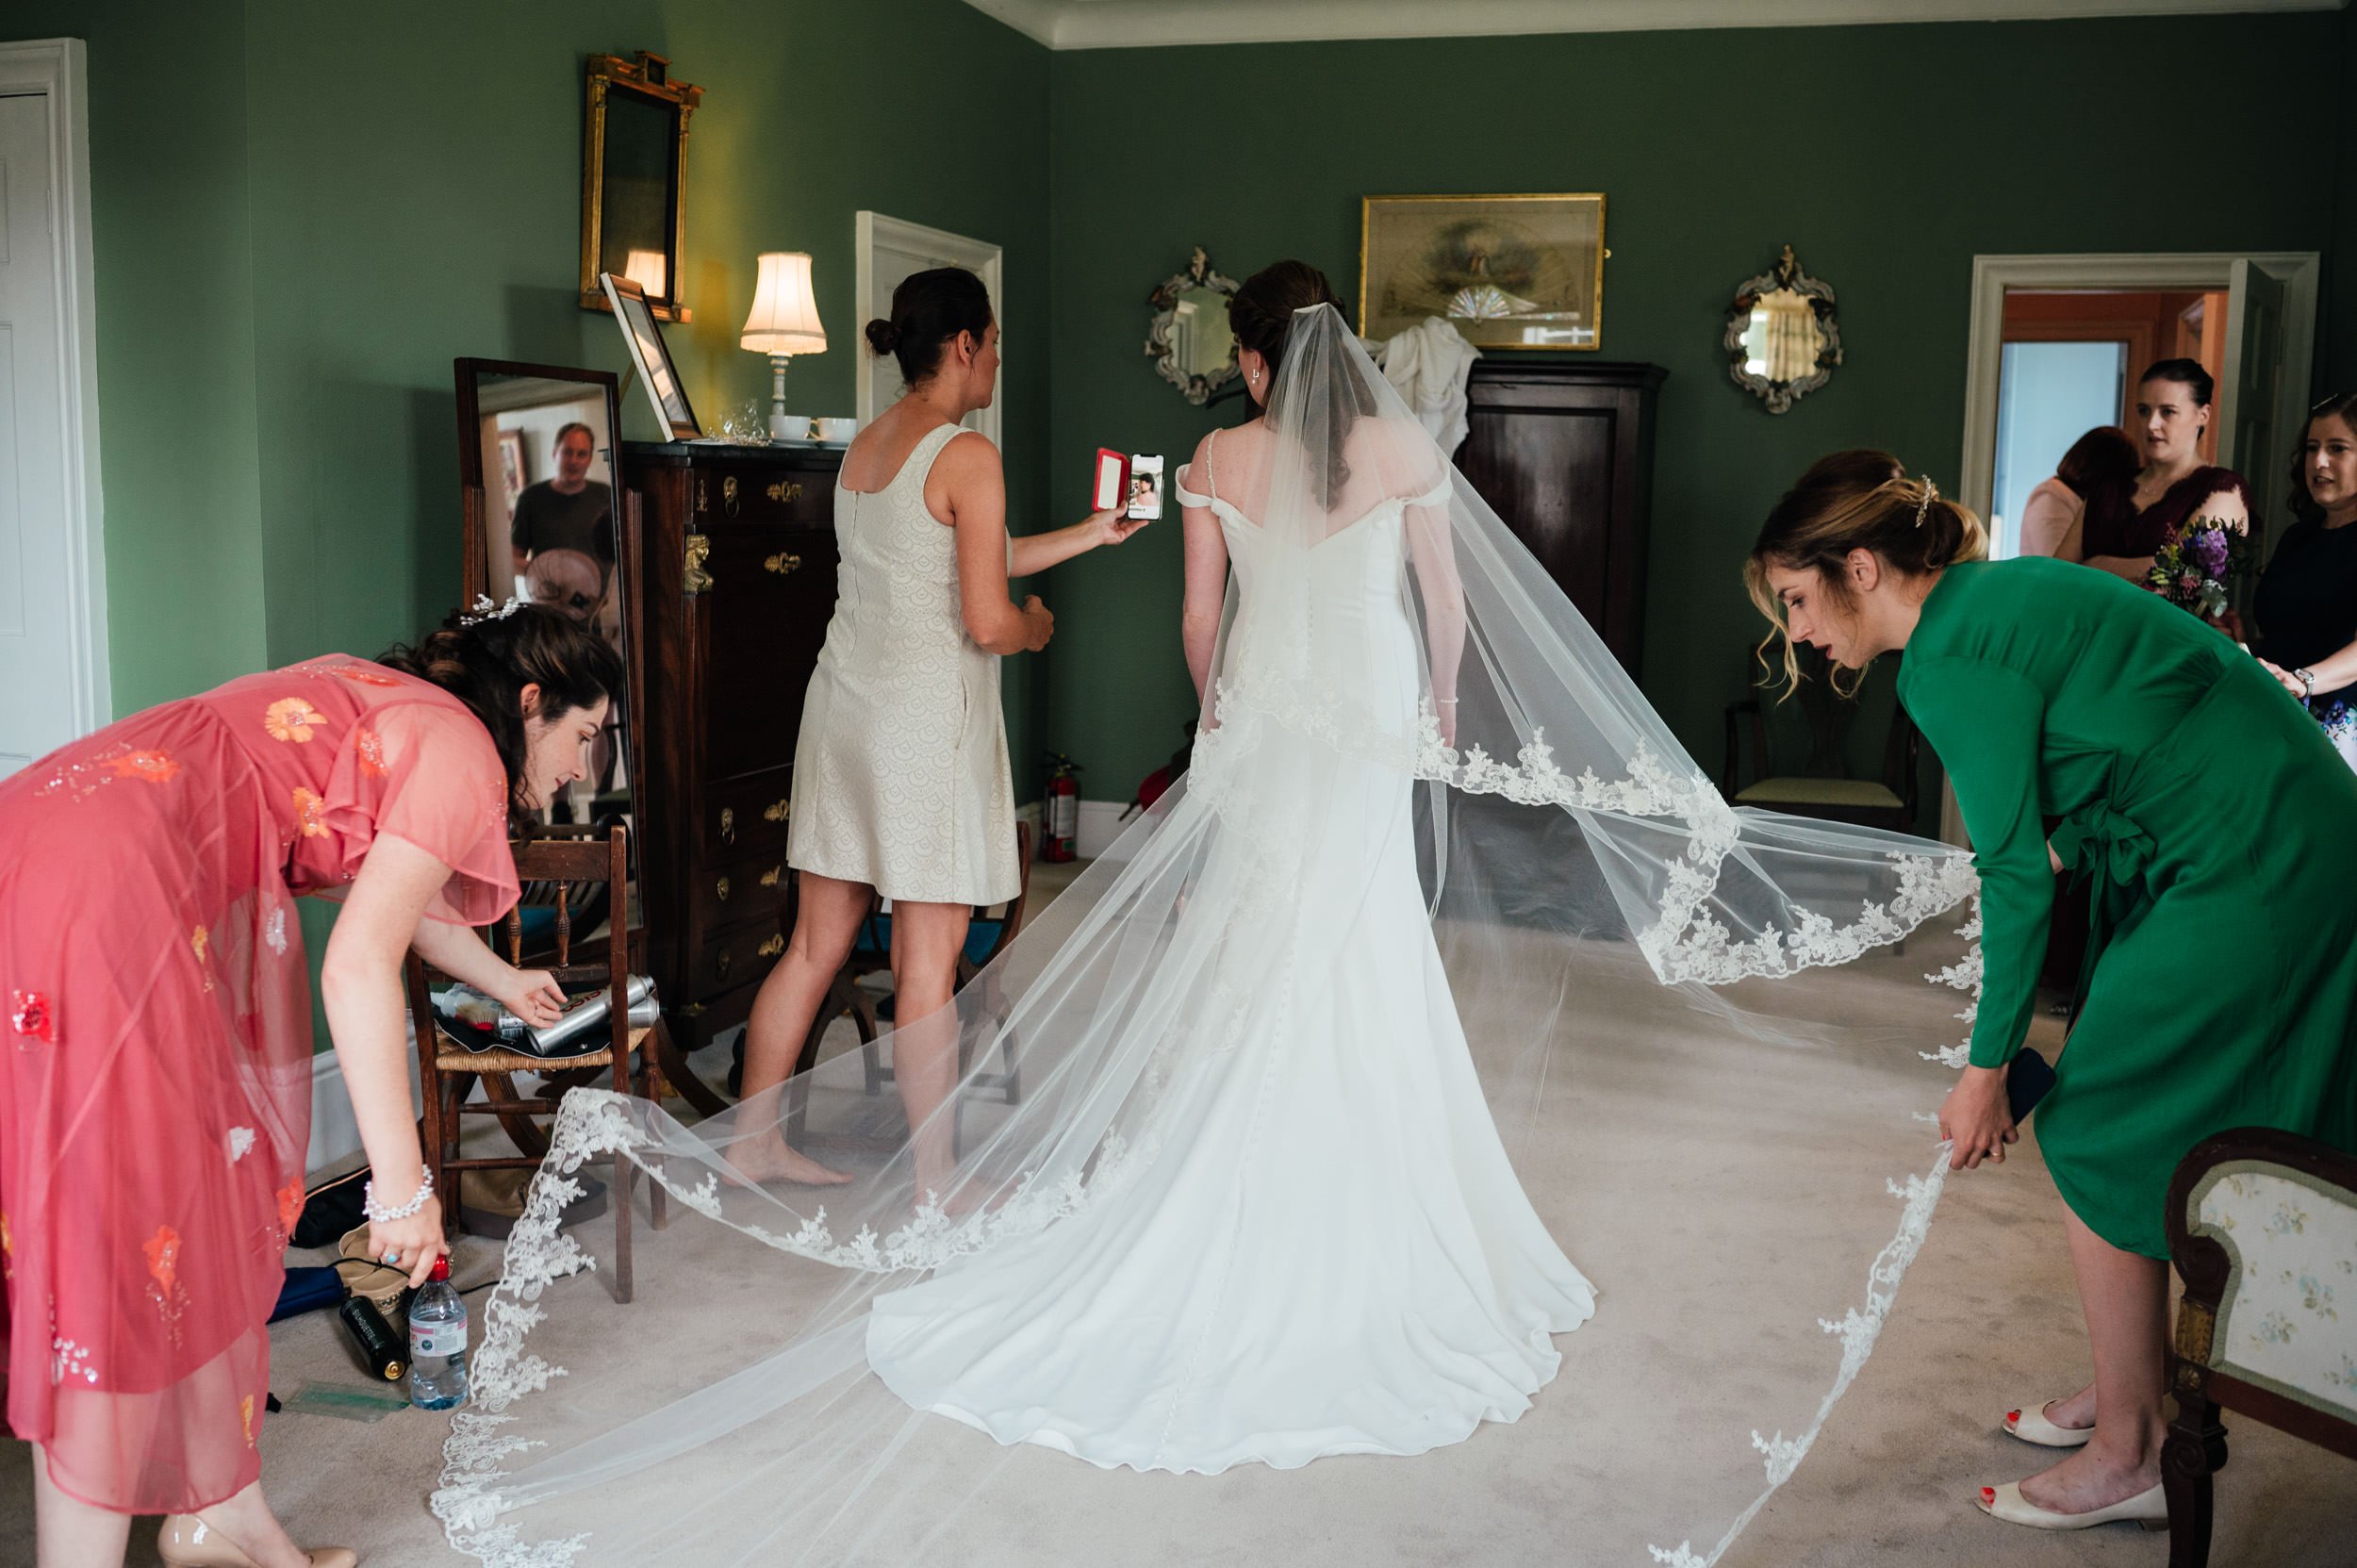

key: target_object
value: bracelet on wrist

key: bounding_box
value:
[363,1168,435,1224]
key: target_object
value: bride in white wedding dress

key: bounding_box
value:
[436,271,1986,1568]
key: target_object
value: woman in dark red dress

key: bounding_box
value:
[2069,357,2252,592]
[0,606,619,1568]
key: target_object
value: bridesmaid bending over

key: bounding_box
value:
[730,266,1145,1197]
[1,605,622,1568]
[1748,456,2357,1533]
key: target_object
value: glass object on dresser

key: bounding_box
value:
[1146,246,1242,405]
[1724,244,1843,414]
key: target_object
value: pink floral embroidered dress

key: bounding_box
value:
[0,657,518,1512]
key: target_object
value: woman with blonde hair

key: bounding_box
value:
[1748,456,2357,1531]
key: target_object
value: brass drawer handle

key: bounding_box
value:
[764,552,802,575]
[721,474,741,517]
[766,480,803,504]
[758,865,782,889]
[716,949,733,981]
[763,798,790,823]
[716,875,731,902]
[758,934,784,960]
[718,806,736,846]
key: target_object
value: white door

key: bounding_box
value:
[0,91,74,779]
[854,212,1003,446]
[2222,257,2288,536]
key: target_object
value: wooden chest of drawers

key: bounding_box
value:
[625,442,843,1054]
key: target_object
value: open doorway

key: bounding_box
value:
[1946,251,2319,843]
[1989,289,2228,556]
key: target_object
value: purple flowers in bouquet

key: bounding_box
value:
[2146,515,2248,622]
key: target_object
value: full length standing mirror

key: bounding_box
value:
[455,360,635,841]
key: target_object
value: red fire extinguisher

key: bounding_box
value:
[1043,753,1081,863]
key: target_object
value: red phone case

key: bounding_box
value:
[1092,448,1129,513]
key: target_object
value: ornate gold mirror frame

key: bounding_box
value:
[580,51,702,323]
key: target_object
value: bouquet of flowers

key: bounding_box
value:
[2145,515,2250,621]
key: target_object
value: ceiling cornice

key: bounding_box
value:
[963,0,2339,52]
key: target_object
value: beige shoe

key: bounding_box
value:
[157,1512,359,1568]
[2003,1399,2095,1447]
[1974,1479,2167,1530]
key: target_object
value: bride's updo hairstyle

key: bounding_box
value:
[1745,450,1987,697]
[377,604,624,813]
[1227,260,1343,384]
[865,267,995,388]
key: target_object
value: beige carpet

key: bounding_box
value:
[6,866,2350,1565]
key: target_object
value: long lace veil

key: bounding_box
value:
[437,305,1981,1568]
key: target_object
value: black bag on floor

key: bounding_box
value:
[291,1167,371,1248]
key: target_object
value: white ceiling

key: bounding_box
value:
[964,0,2338,51]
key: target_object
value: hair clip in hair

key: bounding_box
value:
[458,594,526,627]
[1913,477,1939,528]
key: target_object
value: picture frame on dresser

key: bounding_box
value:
[623,440,845,1066]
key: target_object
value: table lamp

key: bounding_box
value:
[741,251,827,441]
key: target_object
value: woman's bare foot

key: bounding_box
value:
[2038,1380,2097,1433]
[721,1136,853,1187]
[2016,1441,2162,1514]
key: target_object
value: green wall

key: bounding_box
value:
[10,0,1052,752]
[1042,11,2355,809]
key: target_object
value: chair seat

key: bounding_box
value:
[435,1023,651,1075]
[849,914,1008,966]
[1735,776,1904,810]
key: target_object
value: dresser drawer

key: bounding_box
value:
[696,523,838,782]
[704,767,796,861]
[692,843,793,936]
[698,917,787,994]
[694,467,832,528]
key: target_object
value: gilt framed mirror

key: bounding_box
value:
[580,51,701,324]
[1146,247,1241,405]
[454,359,637,841]
[1726,245,1842,414]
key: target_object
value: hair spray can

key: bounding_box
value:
[338,1295,408,1383]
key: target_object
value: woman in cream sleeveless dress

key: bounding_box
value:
[790,421,1022,905]
[729,267,1141,1193]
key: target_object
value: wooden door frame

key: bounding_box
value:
[0,39,107,735]
[853,211,1003,447]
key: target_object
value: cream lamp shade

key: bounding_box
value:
[741,251,827,356]
[622,248,668,300]
[742,251,825,441]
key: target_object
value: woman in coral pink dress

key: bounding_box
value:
[0,605,620,1568]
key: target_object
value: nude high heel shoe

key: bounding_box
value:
[157,1512,358,1568]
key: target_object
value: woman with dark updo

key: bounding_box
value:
[730,266,1145,1197]
[0,604,622,1568]
[2077,359,2251,594]
[1749,459,2357,1534]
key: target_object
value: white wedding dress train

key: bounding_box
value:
[867,501,1594,1469]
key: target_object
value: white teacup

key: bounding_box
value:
[815,417,858,442]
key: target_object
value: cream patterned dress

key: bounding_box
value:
[789,423,1020,905]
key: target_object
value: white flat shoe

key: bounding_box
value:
[1975,1479,2167,1530]
[2003,1400,2094,1447]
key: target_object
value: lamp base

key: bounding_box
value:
[766,354,807,443]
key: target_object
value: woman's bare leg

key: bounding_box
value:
[2013,1201,2168,1511]
[727,871,870,1184]
[180,1477,313,1568]
[32,1448,130,1568]
[886,900,972,1202]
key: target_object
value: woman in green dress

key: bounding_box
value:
[1747,454,2357,1532]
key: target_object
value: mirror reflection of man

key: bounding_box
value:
[509,421,615,580]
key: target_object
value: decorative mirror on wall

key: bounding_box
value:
[1725,245,1842,414]
[455,359,636,840]
[1146,246,1241,405]
[581,51,701,323]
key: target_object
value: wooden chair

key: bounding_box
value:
[1722,645,1920,834]
[2162,1127,2357,1566]
[783,821,1035,1154]
[404,824,668,1302]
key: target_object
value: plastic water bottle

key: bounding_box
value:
[406,1255,470,1411]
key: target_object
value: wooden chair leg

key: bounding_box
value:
[420,1061,453,1242]
[2163,1389,2226,1568]
[649,1015,727,1116]
[611,1150,635,1304]
[637,1054,669,1232]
